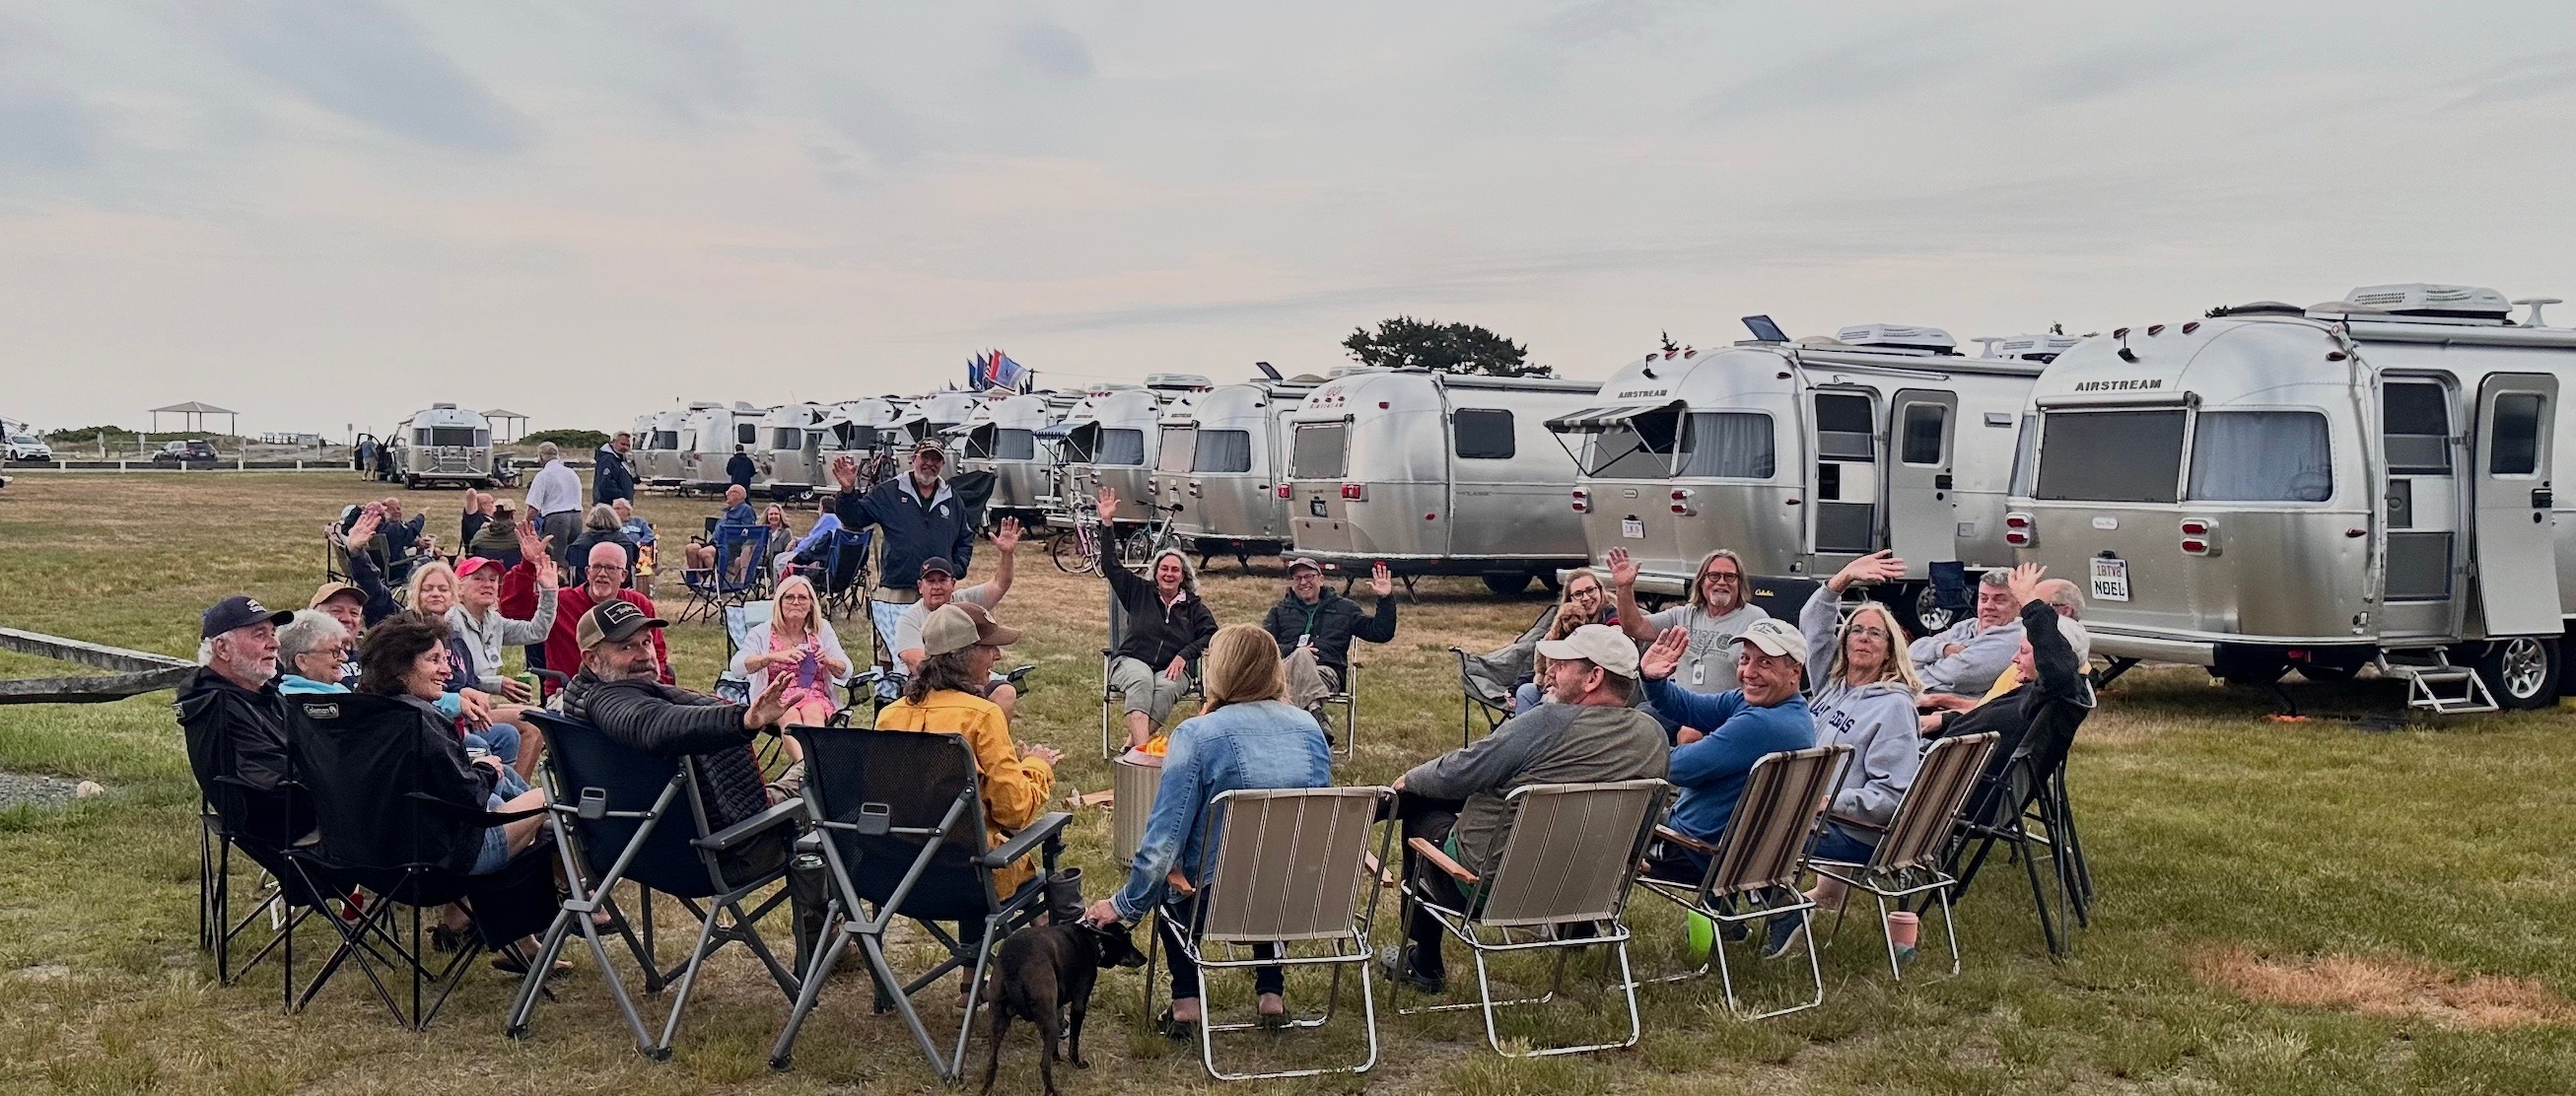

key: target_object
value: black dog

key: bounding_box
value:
[979,921,1149,1096]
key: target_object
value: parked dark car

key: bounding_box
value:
[152,440,220,467]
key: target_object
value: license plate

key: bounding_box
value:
[1620,517,1644,539]
[2089,557,2129,602]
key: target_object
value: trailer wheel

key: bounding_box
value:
[402,473,419,489]
[2293,663,2357,683]
[1481,573,1533,596]
[2474,637,2558,711]
[1905,584,1956,638]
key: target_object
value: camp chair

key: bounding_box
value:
[1449,604,1557,747]
[678,523,772,624]
[1394,779,1670,1058]
[278,693,556,1030]
[1634,744,1851,1020]
[1808,732,1999,982]
[1099,586,1202,758]
[812,527,874,621]
[1313,659,1358,760]
[189,722,324,999]
[1147,786,1396,1080]
[503,712,808,1060]
[768,724,1073,1083]
[1948,710,2095,959]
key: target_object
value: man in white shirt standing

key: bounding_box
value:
[524,441,584,566]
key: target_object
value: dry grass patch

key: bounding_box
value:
[2192,945,2576,1030]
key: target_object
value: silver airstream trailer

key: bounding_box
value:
[1150,377,1318,561]
[1064,375,1211,525]
[381,404,497,489]
[681,401,768,495]
[960,391,1073,526]
[637,408,691,487]
[1547,325,2054,630]
[1288,369,1603,592]
[759,402,833,499]
[2013,283,2576,712]
[903,391,984,460]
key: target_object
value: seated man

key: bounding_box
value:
[1636,619,1817,889]
[178,596,302,846]
[775,511,844,584]
[611,498,659,596]
[888,518,1022,711]
[874,603,1061,898]
[1930,578,2085,709]
[559,600,801,878]
[547,543,673,686]
[1098,488,1218,750]
[1381,624,1668,993]
[1922,564,2094,820]
[684,484,760,575]
[1260,558,1397,724]
[1908,570,2025,697]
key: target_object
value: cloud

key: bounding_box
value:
[203,0,530,152]
[1006,21,1094,82]
[1696,13,1991,120]
[0,87,92,169]
[2440,50,2576,109]
[2022,40,2208,105]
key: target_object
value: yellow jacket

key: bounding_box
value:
[874,689,1057,895]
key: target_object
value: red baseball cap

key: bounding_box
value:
[454,556,504,581]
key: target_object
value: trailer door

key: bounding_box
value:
[1808,388,1882,561]
[1886,389,1958,564]
[2471,373,2560,636]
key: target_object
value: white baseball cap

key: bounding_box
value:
[1733,618,1807,662]
[1533,623,1640,679]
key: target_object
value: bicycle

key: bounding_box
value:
[1050,503,1103,575]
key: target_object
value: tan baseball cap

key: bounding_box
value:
[309,582,365,609]
[920,602,1021,656]
[1533,623,1639,679]
[1733,618,1806,662]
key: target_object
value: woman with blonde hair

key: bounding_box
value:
[731,574,851,753]
[1512,567,1615,714]
[1083,624,1331,1037]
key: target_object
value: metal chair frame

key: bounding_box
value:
[1807,731,1999,983]
[1634,745,1852,1020]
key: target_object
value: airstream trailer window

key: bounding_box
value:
[1096,428,1147,466]
[1193,430,1253,473]
[1899,404,1946,465]
[1581,411,1682,478]
[651,430,679,449]
[428,427,477,446]
[2187,411,2332,502]
[2008,414,2038,496]
[2383,382,2451,474]
[1061,425,1097,464]
[2490,393,2543,476]
[996,429,1035,460]
[678,429,698,451]
[1678,412,1775,478]
[1453,409,1515,459]
[1291,423,1348,478]
[736,423,759,447]
[1155,427,1197,473]
[1814,393,1875,459]
[2035,409,2185,503]
[770,428,804,449]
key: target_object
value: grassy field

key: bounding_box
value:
[2,470,2573,1095]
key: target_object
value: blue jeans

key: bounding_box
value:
[1511,682,1543,715]
[470,792,513,874]
[1807,824,1878,867]
[464,724,521,766]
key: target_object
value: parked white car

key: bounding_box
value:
[3,434,50,462]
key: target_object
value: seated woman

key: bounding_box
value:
[351,615,548,869]
[277,609,357,697]
[1083,625,1331,1037]
[729,574,851,759]
[874,604,1062,897]
[1512,568,1614,715]
[406,559,526,773]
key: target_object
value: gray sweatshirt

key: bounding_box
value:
[1402,701,1668,877]
[1799,586,1927,833]
[1906,615,2023,696]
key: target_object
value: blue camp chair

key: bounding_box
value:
[679,524,773,624]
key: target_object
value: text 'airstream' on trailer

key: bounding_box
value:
[381,404,497,489]
[1288,368,1604,592]
[681,402,767,496]
[1064,375,1210,525]
[1150,374,1318,563]
[2013,283,2576,713]
[1548,322,2055,630]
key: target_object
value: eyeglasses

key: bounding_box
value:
[1703,572,1742,584]
[590,564,628,574]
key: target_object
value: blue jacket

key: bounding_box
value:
[1110,700,1332,922]
[593,445,635,504]
[727,451,757,487]
[1648,677,1816,845]
[833,475,974,590]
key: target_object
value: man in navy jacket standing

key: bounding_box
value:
[831,440,976,672]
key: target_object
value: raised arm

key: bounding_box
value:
[985,517,1019,603]
[1606,547,1654,643]
[1356,562,1399,644]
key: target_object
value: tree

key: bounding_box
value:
[520,428,609,450]
[1342,316,1550,377]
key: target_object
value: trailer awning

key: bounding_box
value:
[1545,400,1684,434]
[1034,422,1080,440]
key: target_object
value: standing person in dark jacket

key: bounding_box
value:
[1260,558,1398,721]
[177,596,300,846]
[593,432,637,506]
[829,441,978,674]
[727,445,758,491]
[558,600,798,876]
[1922,563,2094,829]
[1095,486,1218,750]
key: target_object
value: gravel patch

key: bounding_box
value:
[0,772,88,811]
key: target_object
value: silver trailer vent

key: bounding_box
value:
[1144,373,1214,391]
[2339,283,2513,319]
[1984,332,2085,362]
[1835,323,1958,355]
[431,402,457,409]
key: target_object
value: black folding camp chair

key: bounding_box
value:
[504,712,808,1060]
[189,729,324,999]
[279,693,555,1030]
[1947,704,2096,959]
[813,527,874,622]
[1449,604,1556,746]
[768,724,1072,1083]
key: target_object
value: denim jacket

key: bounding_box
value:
[1109,700,1332,922]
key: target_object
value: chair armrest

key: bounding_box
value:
[981,811,1074,868]
[1407,837,1477,884]
[1654,824,1717,855]
[694,798,807,852]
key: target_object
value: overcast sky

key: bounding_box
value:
[5,1,2574,436]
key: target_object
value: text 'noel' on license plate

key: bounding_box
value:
[2089,556,2130,602]
[1620,517,1644,539]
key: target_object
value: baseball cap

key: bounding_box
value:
[918,557,957,580]
[309,582,365,609]
[920,602,1021,656]
[1533,623,1639,679]
[575,599,666,650]
[202,595,294,639]
[454,556,503,581]
[1286,558,1323,575]
[912,439,946,459]
[1733,618,1807,662]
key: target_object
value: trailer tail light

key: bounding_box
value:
[2180,517,2220,556]
[1275,484,1289,499]
[2003,512,2034,547]
[1669,488,1697,516]
[1340,483,1364,501]
[1571,488,1589,514]
[1187,479,1202,498]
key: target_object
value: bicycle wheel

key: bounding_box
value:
[1051,528,1097,575]
[1116,528,1155,569]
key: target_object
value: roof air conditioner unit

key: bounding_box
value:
[1835,324,1959,355]
[2340,284,2512,320]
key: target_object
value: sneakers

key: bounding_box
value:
[1378,943,1445,993]
[1760,915,1806,960]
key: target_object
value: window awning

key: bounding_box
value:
[1034,421,1085,440]
[1545,400,1684,433]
